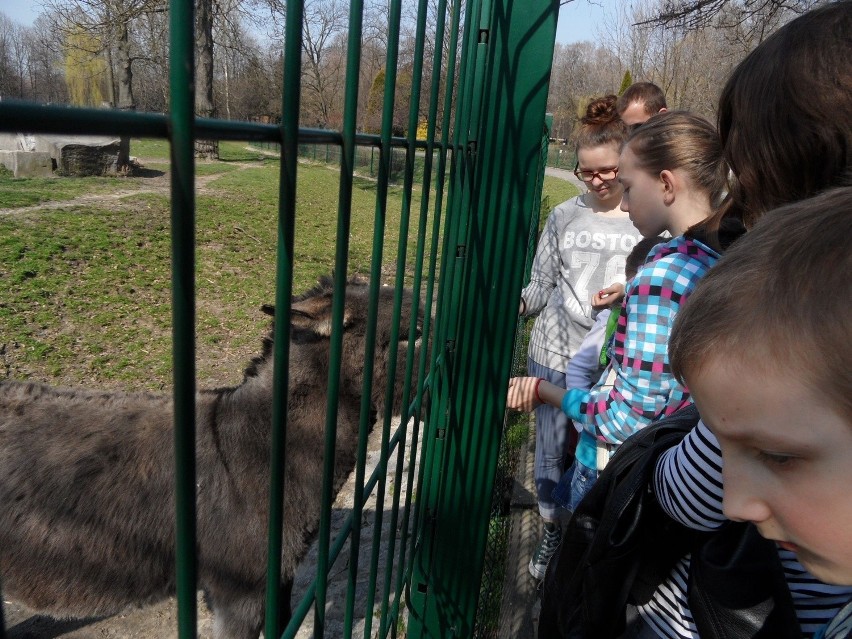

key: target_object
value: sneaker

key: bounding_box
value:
[529,520,562,580]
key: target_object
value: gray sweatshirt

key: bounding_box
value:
[521,195,640,371]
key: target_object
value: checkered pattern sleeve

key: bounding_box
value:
[577,240,717,443]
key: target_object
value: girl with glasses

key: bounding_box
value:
[517,94,641,580]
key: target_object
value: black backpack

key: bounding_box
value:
[538,405,801,639]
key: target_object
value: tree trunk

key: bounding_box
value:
[194,0,218,159]
[223,56,231,120]
[115,19,135,171]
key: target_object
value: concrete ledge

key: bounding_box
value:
[0,150,54,178]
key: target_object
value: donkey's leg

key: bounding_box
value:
[208,590,264,639]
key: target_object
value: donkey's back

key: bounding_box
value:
[0,380,183,616]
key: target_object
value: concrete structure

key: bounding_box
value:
[0,134,121,177]
[0,150,54,178]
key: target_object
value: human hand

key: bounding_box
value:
[592,282,625,310]
[507,376,542,412]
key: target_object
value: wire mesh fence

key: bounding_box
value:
[251,141,431,185]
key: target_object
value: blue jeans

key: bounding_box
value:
[552,458,598,513]
[528,357,574,519]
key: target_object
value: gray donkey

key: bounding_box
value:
[0,276,421,639]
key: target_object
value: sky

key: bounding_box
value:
[2,0,607,45]
[1,1,39,27]
[557,1,608,45]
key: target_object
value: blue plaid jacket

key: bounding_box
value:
[578,235,720,444]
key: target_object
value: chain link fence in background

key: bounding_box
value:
[473,315,534,639]
[255,141,574,176]
[253,141,429,185]
[546,144,575,170]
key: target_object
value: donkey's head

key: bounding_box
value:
[255,276,422,419]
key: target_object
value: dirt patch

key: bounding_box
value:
[0,153,263,217]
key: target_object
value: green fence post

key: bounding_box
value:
[360,0,405,634]
[375,0,430,634]
[168,0,198,637]
[265,0,303,637]
[406,0,559,636]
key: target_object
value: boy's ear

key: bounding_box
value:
[659,169,676,205]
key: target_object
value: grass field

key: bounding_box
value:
[0,140,578,392]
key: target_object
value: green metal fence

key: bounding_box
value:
[0,0,558,636]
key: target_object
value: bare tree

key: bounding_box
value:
[193,0,219,158]
[638,0,824,29]
[0,12,65,102]
[131,8,169,112]
[358,0,390,132]
[39,0,165,167]
[545,0,813,146]
[300,0,348,128]
[27,15,69,103]
[0,13,21,99]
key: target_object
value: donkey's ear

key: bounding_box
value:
[260,304,276,317]
[291,295,353,340]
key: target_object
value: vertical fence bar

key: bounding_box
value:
[266,0,304,636]
[330,0,376,639]
[168,0,198,637]
[340,0,370,635]
[407,0,469,625]
[375,0,431,633]
[406,0,463,618]
[169,0,198,639]
[307,0,370,634]
[389,0,451,624]
[360,0,405,633]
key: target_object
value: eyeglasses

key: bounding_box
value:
[573,163,619,183]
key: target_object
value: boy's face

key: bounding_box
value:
[691,359,852,585]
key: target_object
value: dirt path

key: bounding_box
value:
[0,154,265,216]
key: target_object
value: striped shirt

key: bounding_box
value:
[577,236,719,444]
[641,421,852,637]
[817,600,852,638]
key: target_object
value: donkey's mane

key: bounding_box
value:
[242,306,275,382]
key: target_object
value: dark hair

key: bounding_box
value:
[623,111,728,209]
[712,2,852,231]
[669,187,852,422]
[616,82,667,117]
[625,236,666,280]
[575,95,629,152]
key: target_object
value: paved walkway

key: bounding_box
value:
[498,422,541,638]
[545,165,586,191]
